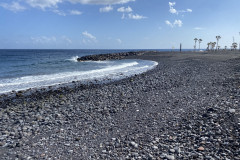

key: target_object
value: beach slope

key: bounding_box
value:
[0,51,240,159]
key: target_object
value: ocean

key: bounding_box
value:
[0,49,160,94]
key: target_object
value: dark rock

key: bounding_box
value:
[77,51,147,62]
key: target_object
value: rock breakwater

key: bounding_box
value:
[77,51,152,61]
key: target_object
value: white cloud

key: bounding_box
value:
[70,10,82,15]
[25,0,62,10]
[82,31,97,41]
[53,9,66,16]
[174,19,182,27]
[168,1,192,14]
[165,19,183,28]
[116,39,122,44]
[169,2,177,14]
[194,27,204,30]
[0,2,26,12]
[31,36,57,43]
[178,9,192,13]
[31,36,73,45]
[62,36,72,43]
[1,0,136,13]
[117,6,132,13]
[53,9,82,16]
[169,7,177,14]
[69,0,135,5]
[169,2,176,7]
[119,7,133,18]
[99,5,113,13]
[128,13,147,20]
[165,20,173,28]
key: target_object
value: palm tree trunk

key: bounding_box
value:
[195,42,197,51]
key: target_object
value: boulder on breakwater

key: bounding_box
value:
[77,51,151,61]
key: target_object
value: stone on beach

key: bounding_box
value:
[198,146,205,151]
[0,51,240,159]
[229,108,236,113]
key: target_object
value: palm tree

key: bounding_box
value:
[209,42,213,51]
[211,42,216,51]
[216,36,221,50]
[232,42,238,50]
[198,39,202,50]
[194,38,198,51]
[207,42,211,50]
[213,42,216,50]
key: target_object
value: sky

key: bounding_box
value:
[0,0,240,49]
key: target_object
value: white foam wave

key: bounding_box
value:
[0,62,138,87]
[0,60,158,94]
[84,60,112,64]
[67,56,79,62]
[93,61,112,64]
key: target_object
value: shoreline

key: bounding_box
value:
[1,51,240,159]
[0,51,159,104]
[1,49,233,101]
[0,50,163,104]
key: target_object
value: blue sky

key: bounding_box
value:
[0,0,240,49]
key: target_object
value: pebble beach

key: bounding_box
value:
[0,51,240,159]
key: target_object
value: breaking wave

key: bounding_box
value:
[0,59,158,94]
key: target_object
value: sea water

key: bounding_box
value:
[0,49,158,94]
